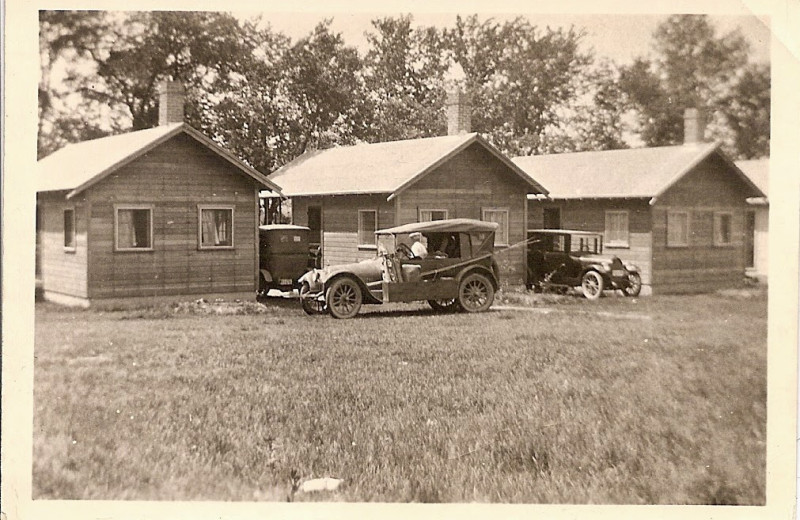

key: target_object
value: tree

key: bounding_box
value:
[38,11,115,158]
[362,16,450,142]
[721,62,770,158]
[446,15,592,156]
[619,15,769,158]
[92,12,261,131]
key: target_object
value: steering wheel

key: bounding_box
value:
[396,242,413,259]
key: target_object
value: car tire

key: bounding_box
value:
[623,272,642,297]
[300,282,326,315]
[326,277,363,319]
[458,273,495,313]
[427,299,462,313]
[581,271,604,300]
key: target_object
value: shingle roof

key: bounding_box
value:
[38,123,282,197]
[735,159,769,194]
[267,133,547,198]
[513,142,764,200]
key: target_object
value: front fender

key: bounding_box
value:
[324,273,382,304]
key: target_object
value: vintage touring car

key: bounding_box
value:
[526,229,642,299]
[298,219,501,319]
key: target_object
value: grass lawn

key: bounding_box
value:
[33,289,767,503]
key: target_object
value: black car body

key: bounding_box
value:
[527,229,642,299]
[298,218,501,318]
[258,224,314,294]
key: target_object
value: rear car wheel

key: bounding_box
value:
[326,277,363,319]
[581,271,604,300]
[458,273,495,313]
[300,282,326,315]
[623,272,642,297]
[427,299,462,313]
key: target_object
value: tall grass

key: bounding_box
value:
[33,291,767,503]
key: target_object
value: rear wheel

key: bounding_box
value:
[300,282,326,315]
[581,271,604,300]
[458,273,495,313]
[427,299,462,313]
[623,272,642,297]
[326,277,363,319]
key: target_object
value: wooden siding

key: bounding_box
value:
[293,194,395,267]
[38,193,89,298]
[83,133,260,299]
[651,154,752,293]
[396,143,531,286]
[528,199,653,288]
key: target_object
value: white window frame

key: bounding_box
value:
[198,205,235,250]
[114,204,154,252]
[63,208,76,252]
[713,211,733,247]
[666,211,690,248]
[419,209,448,222]
[482,208,509,246]
[604,210,630,248]
[358,209,378,249]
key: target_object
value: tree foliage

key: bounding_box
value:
[619,14,769,158]
[447,15,593,156]
[38,12,768,168]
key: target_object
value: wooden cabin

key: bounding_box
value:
[267,77,546,287]
[268,133,546,287]
[514,111,765,294]
[36,81,282,307]
[736,159,769,283]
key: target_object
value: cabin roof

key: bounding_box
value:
[514,142,765,202]
[267,133,547,199]
[37,123,282,198]
[735,159,769,194]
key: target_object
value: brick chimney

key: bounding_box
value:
[445,63,471,135]
[683,108,706,144]
[158,80,185,126]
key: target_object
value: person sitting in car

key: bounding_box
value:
[409,232,428,259]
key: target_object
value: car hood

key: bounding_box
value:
[315,257,384,285]
[575,253,622,266]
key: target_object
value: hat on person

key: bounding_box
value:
[409,232,422,240]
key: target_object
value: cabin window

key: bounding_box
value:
[714,212,733,246]
[482,208,509,246]
[115,205,153,251]
[63,209,76,251]
[667,211,689,247]
[419,209,448,222]
[605,211,629,248]
[199,206,234,249]
[358,209,377,248]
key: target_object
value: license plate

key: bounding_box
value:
[612,270,625,277]
[279,278,293,286]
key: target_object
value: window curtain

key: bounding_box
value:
[202,209,231,246]
[118,210,135,248]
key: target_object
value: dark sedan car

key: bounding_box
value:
[527,229,642,299]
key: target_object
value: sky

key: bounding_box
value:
[236,12,771,65]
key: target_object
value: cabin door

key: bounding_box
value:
[308,205,322,267]
[744,210,755,269]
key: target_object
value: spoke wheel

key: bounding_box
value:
[458,273,495,313]
[581,271,604,300]
[427,299,462,313]
[326,277,363,319]
[300,282,326,315]
[623,272,642,297]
